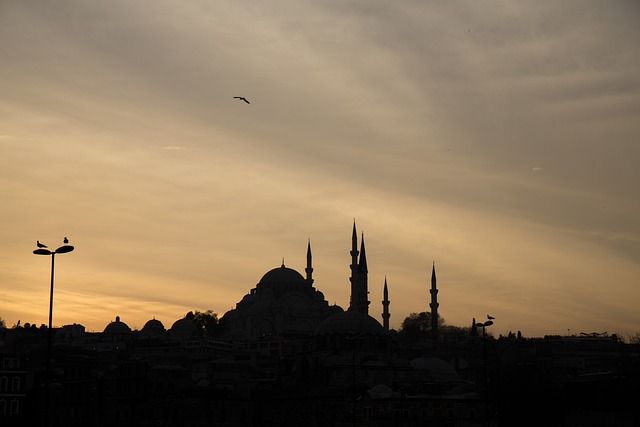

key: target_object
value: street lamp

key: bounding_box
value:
[33,239,74,426]
[476,319,493,427]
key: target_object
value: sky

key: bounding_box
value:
[1,0,639,338]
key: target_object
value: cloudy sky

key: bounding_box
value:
[1,0,639,338]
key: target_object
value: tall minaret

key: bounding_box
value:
[429,262,439,339]
[349,221,359,310]
[349,222,370,314]
[382,277,390,331]
[356,233,370,314]
[305,239,314,285]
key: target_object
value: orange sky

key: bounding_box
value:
[1,1,639,338]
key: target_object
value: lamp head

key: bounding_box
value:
[33,246,75,255]
[476,320,493,327]
[55,245,75,254]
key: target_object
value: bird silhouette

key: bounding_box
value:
[37,240,47,248]
[487,315,495,320]
[233,96,250,104]
[64,237,69,244]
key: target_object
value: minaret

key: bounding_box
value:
[349,222,370,314]
[356,233,370,314]
[349,221,359,311]
[305,239,314,285]
[429,262,439,339]
[382,277,390,331]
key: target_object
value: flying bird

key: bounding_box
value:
[64,237,69,244]
[37,240,47,248]
[233,96,250,104]
[487,315,495,320]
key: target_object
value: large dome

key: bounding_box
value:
[258,264,306,286]
[316,310,384,334]
[222,261,337,341]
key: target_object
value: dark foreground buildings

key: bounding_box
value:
[1,224,638,426]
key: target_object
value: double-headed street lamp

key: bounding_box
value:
[476,319,494,336]
[33,238,74,426]
[476,318,494,427]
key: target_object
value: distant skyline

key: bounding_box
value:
[1,1,639,338]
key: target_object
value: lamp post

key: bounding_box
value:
[476,319,493,427]
[33,239,74,426]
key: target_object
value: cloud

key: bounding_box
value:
[0,0,639,337]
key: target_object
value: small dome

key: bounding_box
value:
[169,317,200,339]
[240,293,259,304]
[410,357,460,382]
[258,264,305,286]
[316,310,384,334]
[103,316,131,334]
[143,318,165,330]
[368,384,397,399]
[141,318,166,337]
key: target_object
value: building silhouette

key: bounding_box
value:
[0,222,638,426]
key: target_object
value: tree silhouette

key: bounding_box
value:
[399,312,471,343]
[189,310,223,338]
[399,311,445,343]
[440,324,471,341]
[628,332,640,344]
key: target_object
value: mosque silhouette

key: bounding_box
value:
[1,223,637,426]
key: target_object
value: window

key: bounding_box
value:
[0,399,6,416]
[0,377,7,392]
[11,377,20,392]
[363,407,371,420]
[10,399,18,416]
